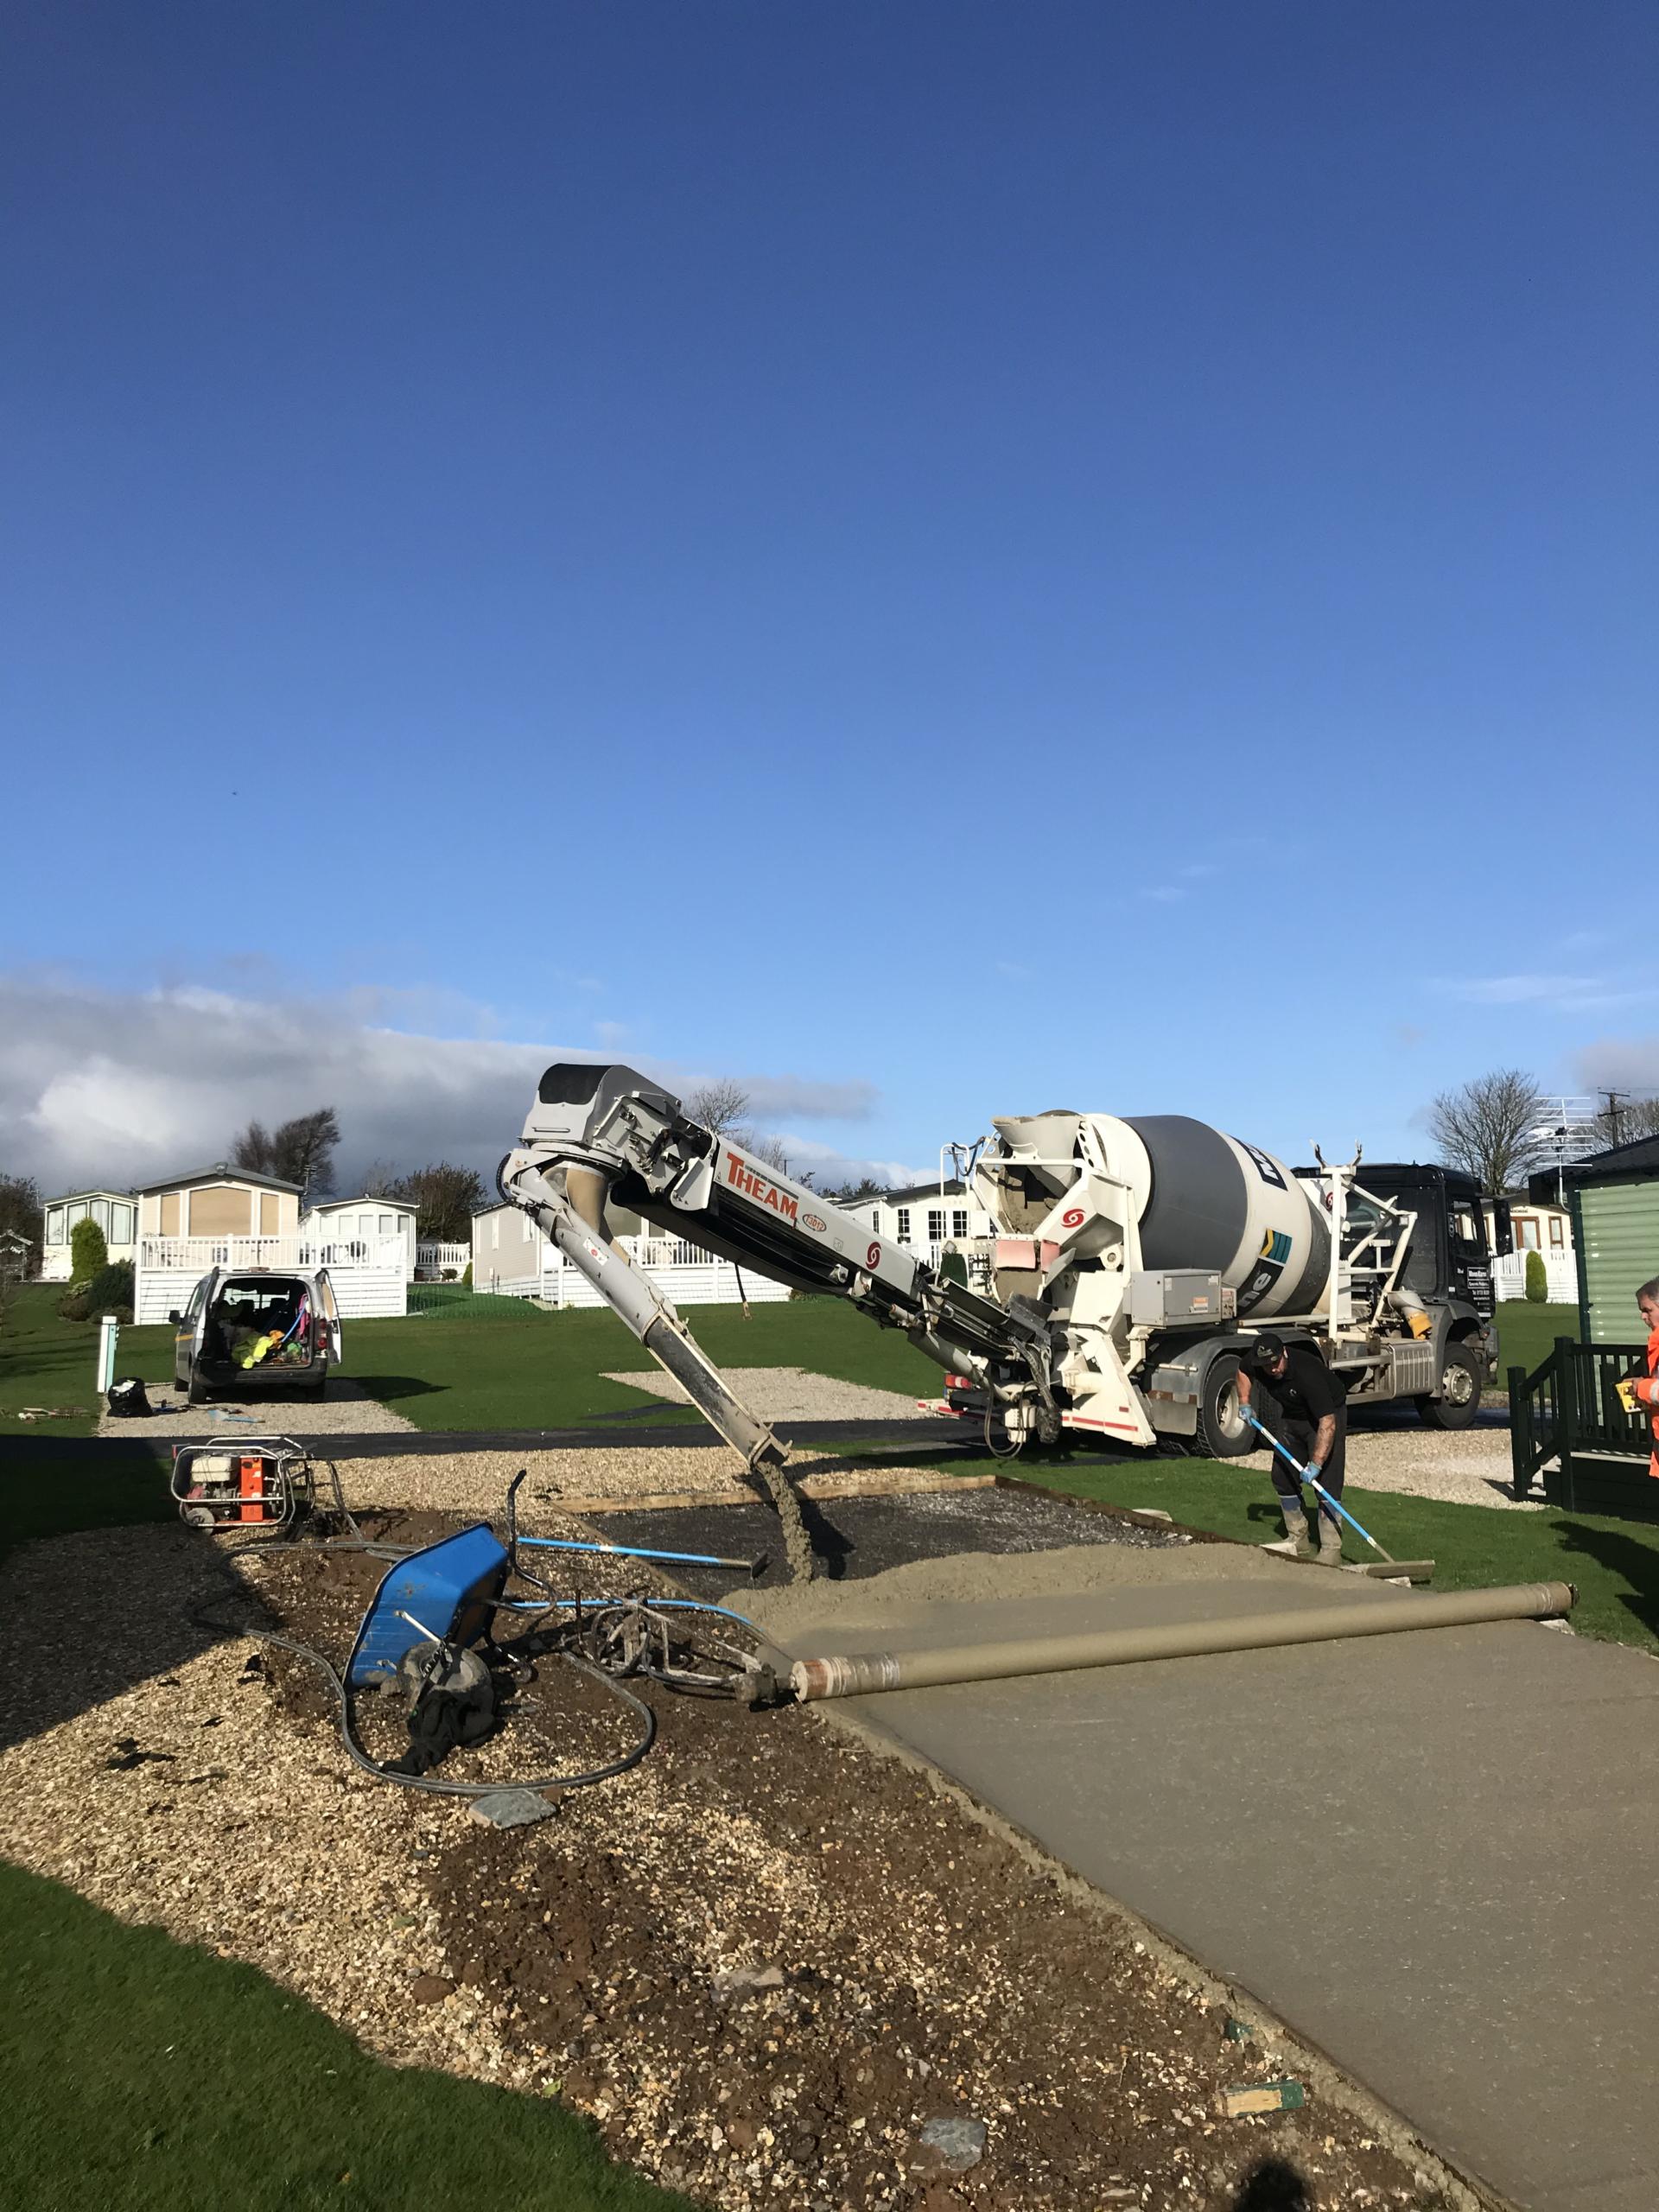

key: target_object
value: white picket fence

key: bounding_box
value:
[486,1243,790,1310]
[134,1234,410,1324]
[1491,1250,1578,1304]
[416,1241,471,1277]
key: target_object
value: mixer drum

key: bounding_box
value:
[1122,1115,1331,1319]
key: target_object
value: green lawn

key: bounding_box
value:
[342,1297,944,1433]
[0,1290,947,1438]
[3,1281,1588,1442]
[0,1286,173,1439]
[0,1863,696,2212]
[1491,1301,1581,1376]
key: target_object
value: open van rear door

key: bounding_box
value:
[176,1268,219,1384]
[193,1268,221,1362]
[315,1270,343,1362]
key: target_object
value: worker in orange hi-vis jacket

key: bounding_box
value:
[1618,1276,1659,1478]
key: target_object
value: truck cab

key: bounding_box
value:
[1357,1163,1496,1322]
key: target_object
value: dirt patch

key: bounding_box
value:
[0,1508,1468,2209]
[585,1486,1204,1593]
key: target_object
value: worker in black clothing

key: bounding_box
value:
[1236,1330,1348,1561]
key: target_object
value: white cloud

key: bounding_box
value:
[737,1073,878,1122]
[1436,973,1603,1005]
[1432,972,1657,1014]
[760,1131,931,1191]
[0,974,889,1198]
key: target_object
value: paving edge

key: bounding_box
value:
[798,1693,1518,2212]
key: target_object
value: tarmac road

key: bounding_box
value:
[753,1549,1659,2212]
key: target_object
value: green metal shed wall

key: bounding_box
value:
[1576,1179,1659,1342]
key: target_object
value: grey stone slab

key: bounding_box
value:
[769,1576,1659,2212]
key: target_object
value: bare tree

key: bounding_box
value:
[1427,1070,1546,1195]
[232,1119,274,1174]
[359,1159,406,1198]
[1593,1093,1659,1147]
[688,1078,750,1135]
[232,1107,340,1204]
[385,1162,486,1242]
[686,1078,814,1184]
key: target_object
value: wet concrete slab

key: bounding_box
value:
[753,1558,1659,2212]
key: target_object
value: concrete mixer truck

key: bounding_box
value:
[498,1067,1500,1494]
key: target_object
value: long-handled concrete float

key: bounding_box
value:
[788,1581,1576,1702]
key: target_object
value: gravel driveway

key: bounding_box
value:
[1247,1416,1535,1510]
[606,1366,931,1421]
[98,1376,416,1441]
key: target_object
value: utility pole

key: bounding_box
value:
[1599,1090,1628,1147]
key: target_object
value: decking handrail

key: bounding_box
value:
[1510,1336,1649,1505]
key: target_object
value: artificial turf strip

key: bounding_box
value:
[0,1863,698,2212]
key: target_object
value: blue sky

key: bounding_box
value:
[2,3,1654,1192]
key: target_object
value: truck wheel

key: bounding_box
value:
[1194,1356,1255,1459]
[1417,1340,1482,1429]
[187,1376,208,1407]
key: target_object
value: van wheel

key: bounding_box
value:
[1194,1355,1255,1459]
[1418,1341,1482,1429]
[187,1377,208,1407]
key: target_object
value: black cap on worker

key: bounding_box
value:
[1253,1332,1286,1366]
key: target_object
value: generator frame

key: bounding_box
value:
[170,1436,317,1531]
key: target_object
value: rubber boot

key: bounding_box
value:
[1263,1495,1310,1558]
[1315,1508,1344,1565]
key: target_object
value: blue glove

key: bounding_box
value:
[1305,1461,1323,1483]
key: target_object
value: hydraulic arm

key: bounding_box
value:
[498,1065,1058,1577]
